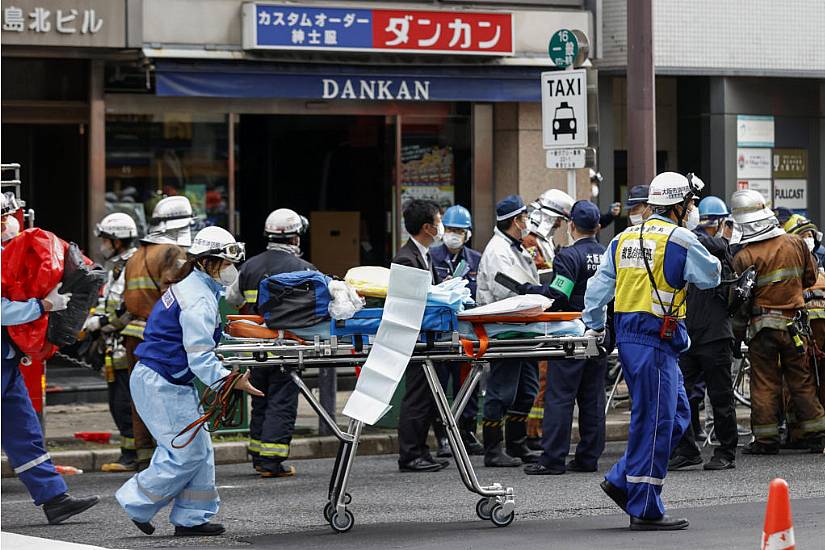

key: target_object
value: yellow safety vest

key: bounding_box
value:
[614,218,687,319]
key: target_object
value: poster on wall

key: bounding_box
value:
[772,149,807,179]
[737,179,772,207]
[773,179,807,211]
[736,115,774,147]
[399,143,455,244]
[736,148,772,179]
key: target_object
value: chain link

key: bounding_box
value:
[53,350,99,371]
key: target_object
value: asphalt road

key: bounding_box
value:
[2,442,824,549]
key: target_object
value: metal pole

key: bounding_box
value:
[567,168,577,199]
[626,0,656,186]
[318,367,337,436]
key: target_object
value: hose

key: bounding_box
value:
[171,371,246,449]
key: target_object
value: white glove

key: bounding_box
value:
[82,315,103,333]
[43,283,72,312]
[584,327,605,343]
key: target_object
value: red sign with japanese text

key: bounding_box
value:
[372,9,513,55]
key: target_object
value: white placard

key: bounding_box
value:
[541,69,587,149]
[737,148,772,179]
[773,179,807,210]
[737,115,774,147]
[546,148,586,169]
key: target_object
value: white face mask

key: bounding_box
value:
[218,264,239,287]
[629,213,644,226]
[442,231,465,251]
[804,237,816,252]
[99,241,115,259]
[428,222,445,248]
[515,218,530,240]
[685,207,700,230]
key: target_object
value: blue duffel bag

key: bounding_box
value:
[258,271,332,328]
[331,306,457,339]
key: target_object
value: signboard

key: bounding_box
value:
[546,148,585,169]
[1,0,125,47]
[736,115,774,147]
[736,148,771,179]
[548,29,577,69]
[772,149,807,179]
[541,69,587,149]
[773,179,807,210]
[737,179,773,207]
[242,3,513,56]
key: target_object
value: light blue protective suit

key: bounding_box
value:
[115,269,230,527]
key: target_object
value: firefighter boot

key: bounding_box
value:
[101,449,138,473]
[505,413,541,464]
[260,462,297,478]
[483,420,522,467]
[459,416,484,456]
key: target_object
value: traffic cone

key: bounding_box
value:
[761,478,795,550]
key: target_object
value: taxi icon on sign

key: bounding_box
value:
[552,102,576,140]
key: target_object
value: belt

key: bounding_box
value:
[753,307,800,318]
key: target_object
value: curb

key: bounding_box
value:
[2,419,628,478]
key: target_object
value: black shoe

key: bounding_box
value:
[43,494,100,525]
[132,520,155,535]
[436,437,453,458]
[524,463,564,475]
[399,457,443,472]
[484,448,522,467]
[174,522,226,536]
[703,456,735,470]
[667,454,703,471]
[508,447,541,463]
[600,480,627,513]
[630,515,689,531]
[525,437,543,451]
[567,459,597,473]
[742,441,779,455]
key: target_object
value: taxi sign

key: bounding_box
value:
[541,69,587,149]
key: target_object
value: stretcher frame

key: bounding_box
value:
[217,329,599,533]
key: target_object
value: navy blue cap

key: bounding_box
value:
[570,200,601,231]
[624,185,649,208]
[773,207,793,225]
[496,195,526,221]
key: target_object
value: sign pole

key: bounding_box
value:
[567,169,576,199]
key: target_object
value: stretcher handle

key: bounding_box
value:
[460,323,489,359]
[458,311,581,323]
[226,319,307,344]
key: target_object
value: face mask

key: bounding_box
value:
[442,232,465,251]
[218,264,239,287]
[428,222,445,248]
[515,219,530,240]
[99,241,115,259]
[685,207,700,230]
[804,237,816,252]
[629,213,644,226]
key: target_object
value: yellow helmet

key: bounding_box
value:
[783,214,816,235]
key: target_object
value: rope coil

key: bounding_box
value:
[172,371,246,449]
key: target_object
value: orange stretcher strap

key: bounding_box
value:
[227,314,265,324]
[460,323,489,359]
[226,321,306,344]
[458,311,581,324]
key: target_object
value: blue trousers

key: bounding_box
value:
[605,342,690,519]
[1,350,67,505]
[116,364,219,527]
[483,359,539,420]
[435,362,478,420]
[539,357,607,470]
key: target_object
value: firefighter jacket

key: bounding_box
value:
[732,233,817,338]
[94,247,137,369]
[804,271,825,322]
[122,243,187,339]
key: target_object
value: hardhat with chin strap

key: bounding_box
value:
[95,213,138,240]
[265,208,308,239]
[730,189,784,244]
[442,205,472,229]
[149,196,193,233]
[188,226,245,263]
[783,214,817,236]
[536,188,574,219]
[647,172,703,206]
[698,196,730,220]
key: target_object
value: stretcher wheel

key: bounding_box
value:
[490,504,515,527]
[330,509,355,533]
[475,498,494,521]
[323,502,334,523]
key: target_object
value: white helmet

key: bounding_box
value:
[647,172,703,206]
[729,189,784,244]
[188,226,245,263]
[95,213,137,240]
[149,196,193,233]
[2,192,21,216]
[536,189,574,219]
[265,208,308,239]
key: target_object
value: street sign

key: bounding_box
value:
[546,148,585,169]
[541,69,587,149]
[548,29,577,69]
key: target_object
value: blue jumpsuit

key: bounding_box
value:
[583,215,720,519]
[2,296,68,505]
[115,269,230,527]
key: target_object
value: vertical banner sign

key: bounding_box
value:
[541,69,587,149]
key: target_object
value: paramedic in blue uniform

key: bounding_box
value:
[429,204,484,456]
[476,195,541,467]
[519,200,609,475]
[583,173,720,531]
[116,226,263,537]
[226,208,315,478]
[0,192,100,524]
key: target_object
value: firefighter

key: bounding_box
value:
[226,208,314,478]
[429,204,483,456]
[116,227,262,537]
[83,213,140,472]
[522,189,574,448]
[519,200,609,475]
[1,192,100,524]
[784,214,825,267]
[477,195,542,467]
[668,195,739,471]
[584,172,721,530]
[730,190,825,454]
[123,196,193,470]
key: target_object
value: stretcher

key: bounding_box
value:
[216,312,601,533]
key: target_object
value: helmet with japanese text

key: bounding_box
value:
[537,189,574,219]
[730,189,783,244]
[95,213,138,241]
[188,226,245,264]
[647,172,703,206]
[265,208,308,240]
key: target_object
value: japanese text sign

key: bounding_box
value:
[243,3,513,56]
[1,0,124,48]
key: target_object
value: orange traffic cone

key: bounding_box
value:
[761,478,795,550]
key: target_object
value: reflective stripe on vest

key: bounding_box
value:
[244,290,258,304]
[614,219,687,319]
[126,276,159,291]
[122,322,145,339]
[757,267,803,288]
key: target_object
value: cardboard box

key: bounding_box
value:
[310,211,360,277]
